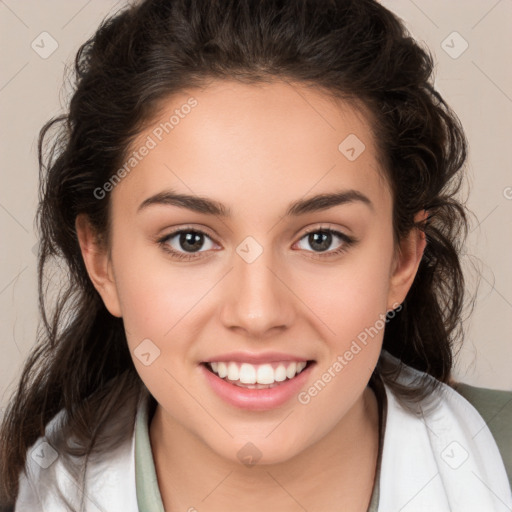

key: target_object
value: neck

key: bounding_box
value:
[150,385,380,512]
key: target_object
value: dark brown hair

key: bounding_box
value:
[0,0,472,508]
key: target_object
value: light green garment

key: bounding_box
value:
[134,378,511,511]
[135,395,165,512]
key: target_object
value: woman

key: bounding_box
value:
[1,0,510,511]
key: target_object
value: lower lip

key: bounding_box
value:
[200,362,315,411]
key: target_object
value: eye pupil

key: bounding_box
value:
[309,231,331,251]
[180,231,204,252]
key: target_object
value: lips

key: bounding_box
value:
[200,352,316,410]
[203,351,310,364]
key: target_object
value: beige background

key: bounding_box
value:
[1,0,511,411]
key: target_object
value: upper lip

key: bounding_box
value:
[202,351,313,364]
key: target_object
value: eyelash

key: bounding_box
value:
[157,225,356,262]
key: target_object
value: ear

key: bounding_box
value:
[387,210,428,310]
[75,214,122,318]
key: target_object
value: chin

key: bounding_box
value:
[209,433,307,468]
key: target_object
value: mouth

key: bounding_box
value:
[199,358,316,410]
[201,360,316,389]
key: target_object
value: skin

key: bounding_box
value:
[76,79,426,511]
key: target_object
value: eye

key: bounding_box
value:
[294,226,355,257]
[157,225,356,262]
[157,228,218,261]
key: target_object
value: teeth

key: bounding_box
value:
[207,360,308,385]
[274,365,287,382]
[217,362,228,378]
[239,363,256,384]
[228,362,239,381]
[256,364,275,384]
[286,362,297,379]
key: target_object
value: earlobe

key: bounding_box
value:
[387,210,428,310]
[75,214,122,318]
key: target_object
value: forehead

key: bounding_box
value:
[112,79,391,219]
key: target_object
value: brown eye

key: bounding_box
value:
[158,228,217,261]
[295,227,355,257]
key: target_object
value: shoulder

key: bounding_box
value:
[450,381,512,490]
[450,381,512,424]
[15,407,138,512]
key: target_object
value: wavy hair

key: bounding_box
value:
[0,0,472,508]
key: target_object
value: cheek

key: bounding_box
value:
[111,236,210,340]
[292,257,391,431]
[112,252,209,411]
[110,237,229,400]
[295,238,394,342]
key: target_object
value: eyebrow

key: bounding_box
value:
[137,188,374,217]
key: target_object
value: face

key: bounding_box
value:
[78,79,423,465]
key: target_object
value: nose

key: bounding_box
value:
[219,242,295,339]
